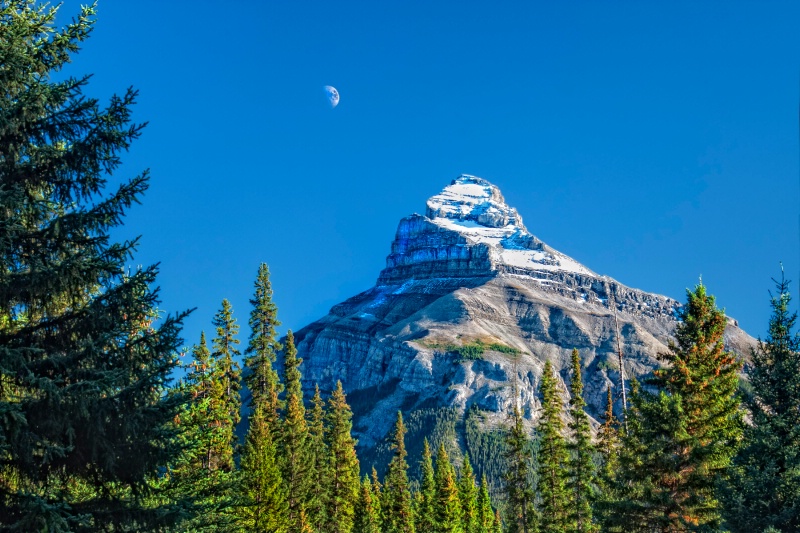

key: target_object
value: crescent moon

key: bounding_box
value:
[323,85,340,108]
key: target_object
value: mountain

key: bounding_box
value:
[292,175,754,471]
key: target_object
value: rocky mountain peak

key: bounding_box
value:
[293,173,755,467]
[379,174,594,285]
[425,174,523,229]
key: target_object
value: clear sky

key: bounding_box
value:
[56,1,799,347]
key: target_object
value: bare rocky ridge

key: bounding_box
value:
[293,175,755,453]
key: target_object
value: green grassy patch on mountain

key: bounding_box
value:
[420,337,521,362]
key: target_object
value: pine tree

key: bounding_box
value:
[0,3,189,528]
[383,411,415,533]
[245,262,282,418]
[477,475,495,533]
[307,384,329,531]
[238,404,289,532]
[212,298,242,436]
[724,273,800,531]
[459,455,480,533]
[278,330,310,529]
[166,333,237,530]
[323,381,361,533]
[537,359,570,533]
[434,442,463,533]
[566,349,598,533]
[355,475,383,533]
[503,402,536,533]
[416,439,437,533]
[209,299,242,473]
[596,388,619,486]
[608,283,743,531]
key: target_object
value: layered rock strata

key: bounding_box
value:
[293,175,754,451]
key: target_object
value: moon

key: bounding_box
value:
[323,85,339,108]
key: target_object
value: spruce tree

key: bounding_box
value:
[238,404,289,532]
[596,388,619,486]
[416,438,438,533]
[724,273,800,531]
[477,475,495,533]
[279,330,310,529]
[355,475,383,533]
[323,381,361,533]
[503,402,536,533]
[0,3,189,528]
[537,359,570,533]
[434,442,463,533]
[245,262,282,416]
[566,349,598,533]
[383,411,415,533]
[608,283,743,531]
[307,384,329,531]
[459,454,480,533]
[211,298,242,437]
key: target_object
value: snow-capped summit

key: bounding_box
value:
[379,174,594,283]
[426,175,523,228]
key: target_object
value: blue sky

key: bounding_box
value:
[57,1,799,347]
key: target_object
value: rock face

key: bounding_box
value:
[293,175,754,453]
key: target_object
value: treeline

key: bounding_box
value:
[4,3,800,531]
[166,263,504,532]
[495,276,800,533]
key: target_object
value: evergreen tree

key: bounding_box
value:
[211,298,242,440]
[323,381,361,533]
[434,442,463,533]
[238,404,289,532]
[278,330,310,529]
[459,454,480,533]
[724,273,800,531]
[477,475,495,533]
[596,388,619,486]
[245,262,282,417]
[166,333,237,530]
[503,402,536,533]
[0,3,189,528]
[416,439,438,533]
[537,359,570,533]
[607,283,743,531]
[383,411,415,533]
[307,384,329,531]
[566,349,598,533]
[355,475,383,533]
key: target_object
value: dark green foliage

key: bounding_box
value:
[323,381,361,533]
[239,404,288,532]
[607,284,743,531]
[566,349,598,533]
[245,262,282,418]
[724,274,800,532]
[211,298,242,439]
[278,330,311,530]
[459,455,480,533]
[503,402,536,533]
[537,359,570,532]
[596,388,619,487]
[0,2,190,529]
[465,406,510,499]
[307,384,328,531]
[355,475,382,533]
[434,443,463,533]
[415,439,437,533]
[383,411,415,533]
[368,406,460,482]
